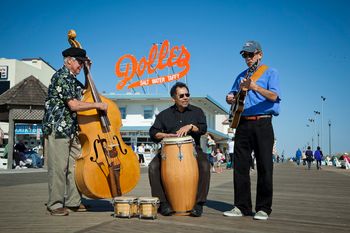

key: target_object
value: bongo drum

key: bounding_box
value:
[138,197,160,219]
[160,136,199,216]
[112,196,138,218]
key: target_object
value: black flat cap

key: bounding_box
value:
[62,47,88,61]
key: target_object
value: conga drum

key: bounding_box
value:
[161,136,199,216]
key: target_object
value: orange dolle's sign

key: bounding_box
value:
[115,40,190,90]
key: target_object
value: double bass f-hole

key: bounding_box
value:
[92,135,124,162]
[91,135,107,162]
[113,135,127,155]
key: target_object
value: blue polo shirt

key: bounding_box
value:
[228,65,281,116]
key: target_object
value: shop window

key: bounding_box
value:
[143,105,154,119]
[119,106,127,119]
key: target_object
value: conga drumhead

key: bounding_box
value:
[162,136,194,144]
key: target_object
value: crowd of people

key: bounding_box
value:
[294,146,325,170]
[293,147,350,170]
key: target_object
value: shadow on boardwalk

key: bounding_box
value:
[0,162,349,233]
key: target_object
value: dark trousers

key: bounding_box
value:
[148,147,210,204]
[229,153,234,168]
[138,154,145,163]
[13,151,26,166]
[307,160,312,169]
[234,118,274,215]
[316,160,322,169]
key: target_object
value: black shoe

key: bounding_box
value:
[159,202,174,216]
[190,203,203,217]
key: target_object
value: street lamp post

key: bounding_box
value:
[321,96,326,151]
[307,120,315,150]
[306,124,312,150]
[328,120,331,157]
[314,111,320,148]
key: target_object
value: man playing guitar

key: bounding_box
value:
[224,41,281,220]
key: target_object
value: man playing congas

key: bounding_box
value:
[148,82,210,217]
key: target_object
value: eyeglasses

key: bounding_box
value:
[72,57,84,65]
[178,93,190,99]
[241,52,257,59]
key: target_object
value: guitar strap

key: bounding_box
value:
[250,64,269,82]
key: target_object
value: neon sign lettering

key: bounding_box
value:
[115,40,190,90]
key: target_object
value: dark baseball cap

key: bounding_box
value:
[240,41,262,54]
[62,47,88,61]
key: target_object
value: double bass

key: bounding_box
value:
[68,30,140,199]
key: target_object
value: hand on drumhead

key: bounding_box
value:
[176,125,192,137]
[155,132,177,140]
[164,133,178,138]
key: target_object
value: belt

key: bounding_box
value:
[242,114,272,121]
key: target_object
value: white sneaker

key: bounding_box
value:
[223,207,243,217]
[253,210,269,220]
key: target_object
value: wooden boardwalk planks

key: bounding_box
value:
[0,163,349,233]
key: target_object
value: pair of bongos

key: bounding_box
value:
[113,196,160,219]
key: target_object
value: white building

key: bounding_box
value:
[0,58,54,91]
[105,93,230,151]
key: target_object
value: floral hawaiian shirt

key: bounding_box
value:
[42,66,83,138]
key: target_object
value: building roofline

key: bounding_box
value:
[207,128,229,140]
[104,93,229,114]
[21,57,56,71]
[204,95,229,114]
[121,126,151,131]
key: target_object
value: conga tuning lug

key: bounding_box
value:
[192,142,197,157]
[177,143,183,161]
[161,153,166,160]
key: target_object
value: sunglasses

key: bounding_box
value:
[72,57,84,65]
[178,93,190,99]
[241,52,257,59]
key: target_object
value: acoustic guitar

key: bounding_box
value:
[228,62,259,129]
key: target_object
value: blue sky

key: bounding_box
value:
[1,0,349,157]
